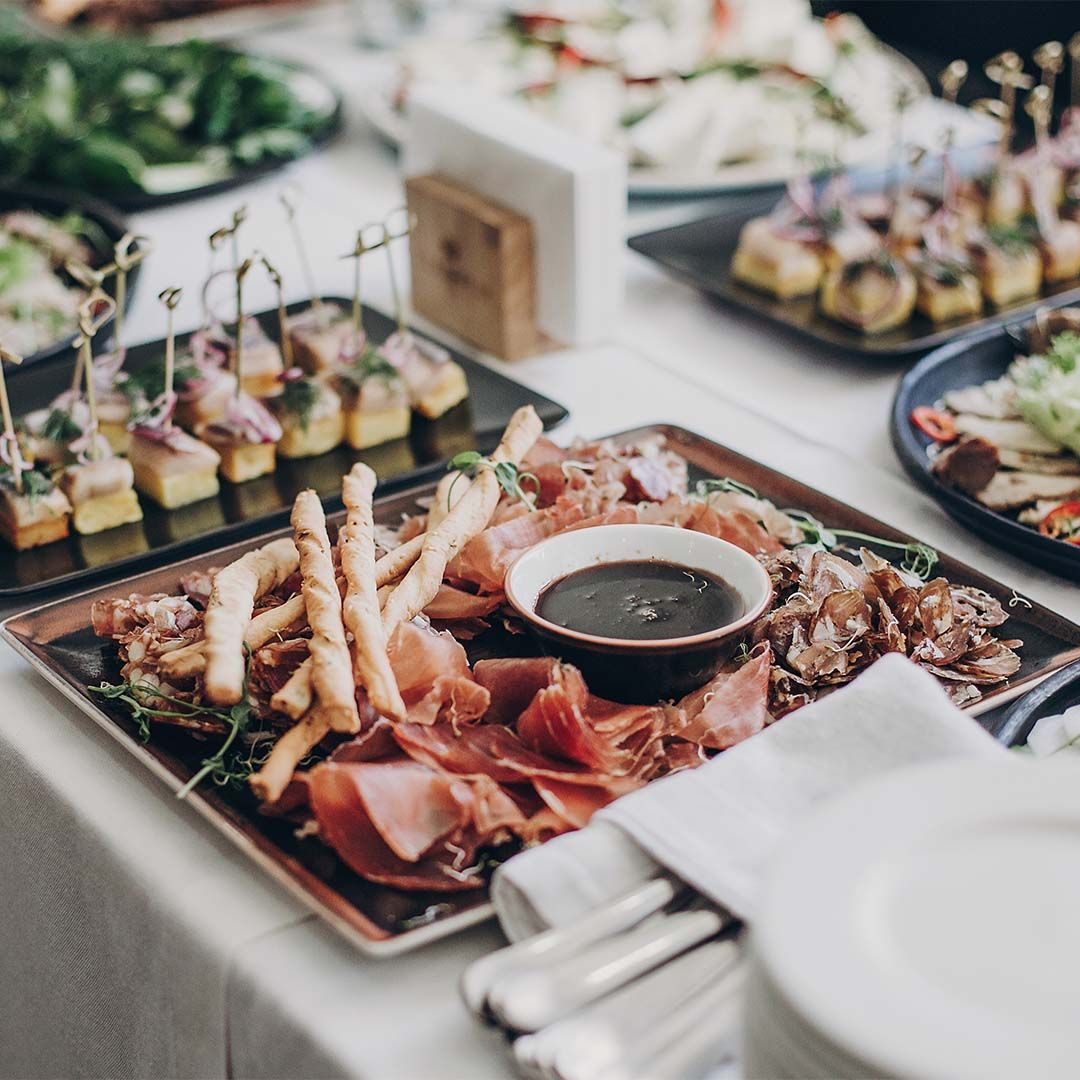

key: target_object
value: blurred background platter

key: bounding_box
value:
[0,185,141,368]
[0,10,342,208]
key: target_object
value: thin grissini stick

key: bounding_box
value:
[428,469,467,532]
[292,489,360,733]
[381,405,543,634]
[373,533,424,588]
[159,593,307,680]
[341,464,406,721]
[249,704,332,804]
[204,537,299,705]
[270,656,313,720]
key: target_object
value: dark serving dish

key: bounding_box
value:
[4,423,1079,955]
[0,184,144,367]
[0,298,567,598]
[891,324,1080,582]
[628,191,1080,358]
[992,658,1080,749]
[103,56,343,210]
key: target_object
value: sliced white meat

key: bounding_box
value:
[997,448,1080,475]
[942,376,1019,420]
[975,471,1080,511]
[952,415,1062,455]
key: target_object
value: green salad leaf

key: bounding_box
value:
[1011,332,1080,456]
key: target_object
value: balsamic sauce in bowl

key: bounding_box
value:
[536,559,744,642]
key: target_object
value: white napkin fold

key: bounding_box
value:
[492,655,1006,941]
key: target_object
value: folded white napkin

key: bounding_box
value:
[492,655,1006,941]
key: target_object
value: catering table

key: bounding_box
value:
[2,11,1078,1080]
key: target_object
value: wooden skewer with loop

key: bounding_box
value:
[109,232,152,352]
[231,257,255,400]
[158,287,183,407]
[280,185,324,320]
[970,97,1013,161]
[76,292,118,462]
[985,52,1034,144]
[1033,41,1064,101]
[0,343,24,493]
[258,253,294,369]
[381,207,415,335]
[339,222,384,349]
[938,59,967,105]
[209,206,248,273]
[64,258,112,396]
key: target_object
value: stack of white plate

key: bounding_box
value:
[743,757,1080,1080]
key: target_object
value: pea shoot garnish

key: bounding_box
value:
[448,450,539,511]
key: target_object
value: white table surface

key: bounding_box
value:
[2,11,1078,1080]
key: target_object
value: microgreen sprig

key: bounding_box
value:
[783,509,939,581]
[90,677,256,798]
[695,477,760,500]
[447,450,539,511]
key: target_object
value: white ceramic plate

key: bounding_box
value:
[362,44,929,198]
[750,757,1080,1079]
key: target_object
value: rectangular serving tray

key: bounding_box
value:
[5,424,1079,955]
[628,193,1080,358]
[1,298,567,598]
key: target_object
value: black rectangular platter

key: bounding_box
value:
[628,191,1080,358]
[1,298,567,598]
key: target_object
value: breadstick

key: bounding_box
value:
[341,464,406,721]
[292,490,359,733]
[373,533,424,587]
[203,537,299,705]
[428,470,469,532]
[249,705,331,804]
[270,656,313,720]
[160,593,308,681]
[381,406,542,635]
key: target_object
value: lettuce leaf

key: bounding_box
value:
[1011,334,1080,456]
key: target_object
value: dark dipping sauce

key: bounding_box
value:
[535,559,744,641]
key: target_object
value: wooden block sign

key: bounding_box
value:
[405,173,540,360]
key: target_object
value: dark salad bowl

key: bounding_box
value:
[0,184,142,369]
[891,319,1080,582]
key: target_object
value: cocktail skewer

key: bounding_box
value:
[159,287,183,405]
[280,187,324,318]
[1033,41,1064,100]
[971,98,1012,159]
[64,258,112,396]
[0,343,23,492]
[110,233,151,353]
[209,206,248,273]
[340,224,383,349]
[259,254,294,369]
[938,59,968,105]
[77,292,117,462]
[1026,83,1054,149]
[232,257,254,399]
[985,52,1034,141]
[382,208,414,335]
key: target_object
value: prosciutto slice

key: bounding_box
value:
[673,643,773,750]
[307,761,484,891]
[474,656,560,725]
[517,664,634,773]
[387,621,490,725]
[423,584,504,622]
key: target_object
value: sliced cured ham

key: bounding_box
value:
[474,656,560,725]
[407,674,491,726]
[307,762,484,891]
[673,643,773,750]
[423,583,504,622]
[518,664,634,773]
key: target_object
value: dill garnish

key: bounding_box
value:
[279,375,321,432]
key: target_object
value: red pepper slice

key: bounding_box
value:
[1039,501,1080,545]
[910,406,958,443]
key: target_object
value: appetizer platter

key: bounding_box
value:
[0,205,566,596]
[368,0,926,197]
[0,12,341,207]
[631,45,1080,355]
[0,186,140,367]
[5,419,1079,954]
[893,307,1080,581]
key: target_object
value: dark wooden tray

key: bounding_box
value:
[4,424,1079,955]
[891,324,1080,582]
[628,192,1080,358]
[0,297,567,598]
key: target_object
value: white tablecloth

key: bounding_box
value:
[1,11,1077,1079]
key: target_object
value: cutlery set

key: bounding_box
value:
[462,880,745,1080]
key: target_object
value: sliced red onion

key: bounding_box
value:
[337,328,367,366]
[278,366,305,384]
[129,391,188,448]
[205,394,283,445]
